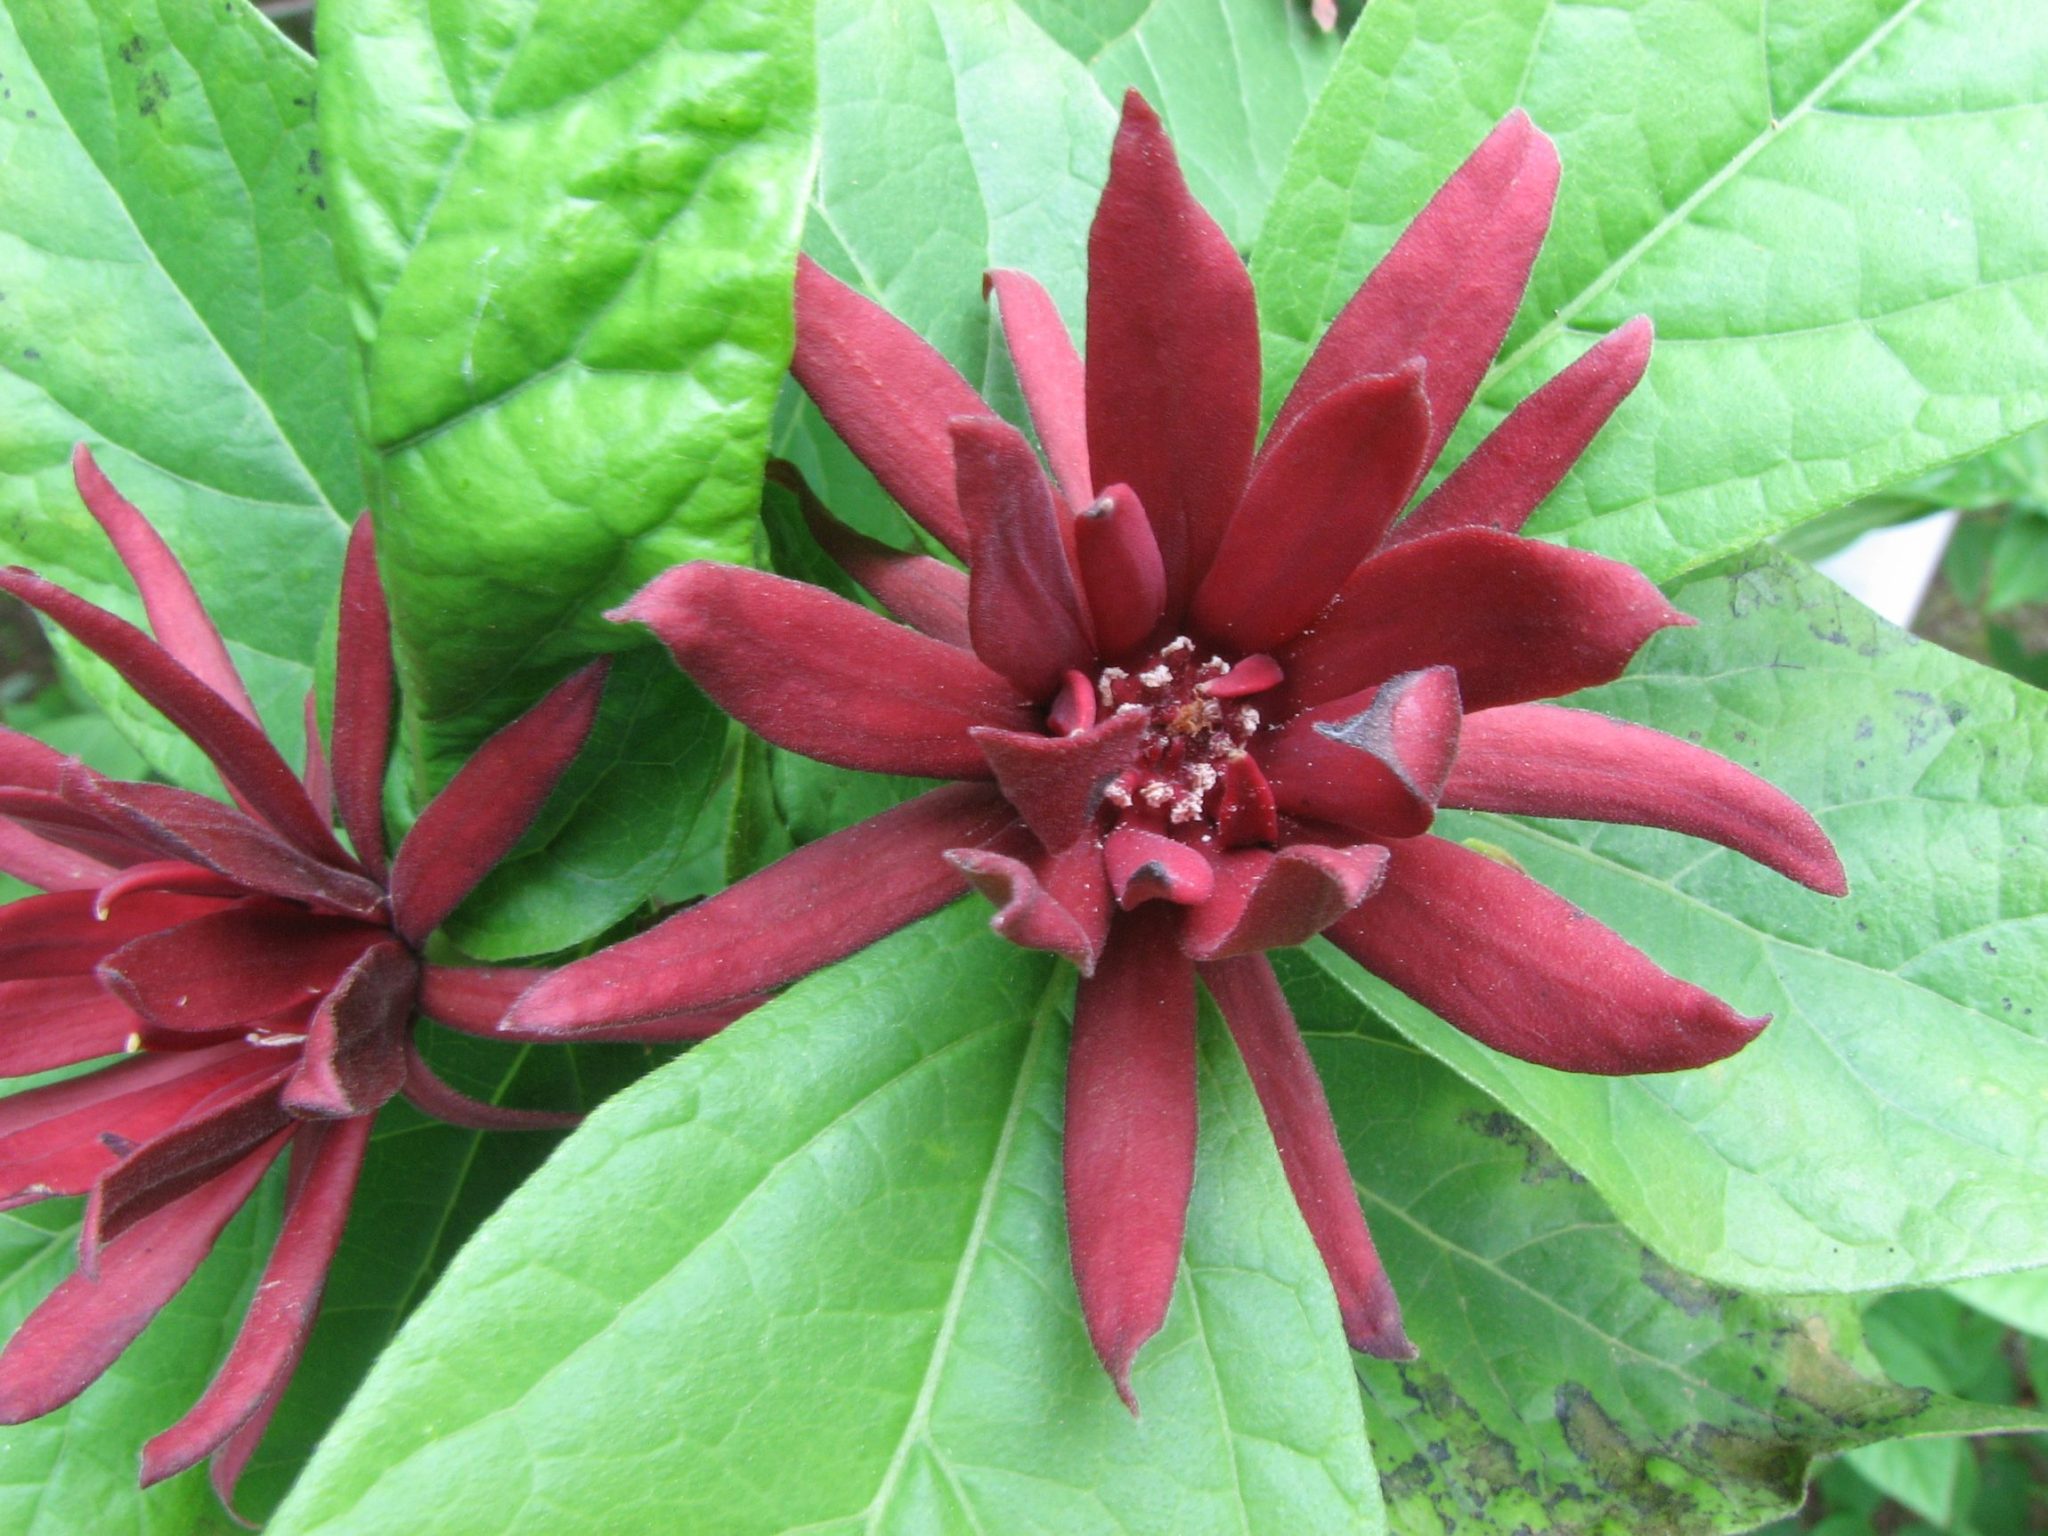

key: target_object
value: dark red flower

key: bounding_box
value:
[0,450,705,1504]
[504,97,1844,1404]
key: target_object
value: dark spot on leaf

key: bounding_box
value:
[137,70,169,118]
[1639,1250,1740,1318]
[1984,941,1999,956]
[306,147,324,177]
[20,348,39,361]
[315,195,328,211]
[1457,1108,1583,1185]
[117,34,147,64]
[1854,717,1874,741]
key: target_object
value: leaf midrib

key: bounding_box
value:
[1481,0,1932,390]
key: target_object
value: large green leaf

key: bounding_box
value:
[1275,953,2039,1535]
[1253,0,2048,582]
[0,0,359,786]
[315,0,815,782]
[269,905,1381,1536]
[1316,551,2048,1293]
[232,1031,656,1521]
[0,1153,281,1536]
[1015,0,1340,249]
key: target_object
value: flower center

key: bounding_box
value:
[1097,637,1264,826]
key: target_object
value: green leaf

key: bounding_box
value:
[1314,550,2048,1293]
[1253,0,2048,583]
[1950,1269,2048,1339]
[270,905,1381,1536]
[441,647,727,960]
[0,0,360,787]
[1015,0,1341,249]
[0,1156,282,1535]
[315,0,816,782]
[1275,953,2039,1535]
[229,1031,656,1522]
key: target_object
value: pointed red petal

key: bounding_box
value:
[0,976,139,1075]
[1103,825,1215,908]
[503,786,1020,1032]
[0,785,166,872]
[1390,317,1653,548]
[614,564,1035,780]
[792,254,988,558]
[62,772,386,920]
[1444,704,1847,895]
[1066,907,1197,1409]
[1278,529,1690,715]
[1204,654,1283,700]
[1261,667,1463,837]
[0,726,70,792]
[1180,843,1388,960]
[1047,670,1098,737]
[72,446,259,724]
[96,902,381,1035]
[947,838,1111,974]
[971,709,1145,850]
[0,1128,286,1424]
[331,516,395,880]
[0,568,347,865]
[987,269,1092,507]
[92,860,245,918]
[1201,955,1412,1357]
[139,1117,369,1489]
[281,940,418,1119]
[1214,754,1280,849]
[1272,112,1559,471]
[387,661,608,945]
[416,964,756,1043]
[83,1064,292,1258]
[0,888,231,983]
[300,692,333,826]
[1074,485,1167,661]
[0,818,119,893]
[398,1036,580,1131]
[956,416,1096,697]
[1326,834,1768,1073]
[1087,92,1259,617]
[1194,368,1433,653]
[775,461,971,646]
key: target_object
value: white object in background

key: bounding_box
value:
[1814,510,1959,628]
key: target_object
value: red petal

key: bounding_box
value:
[1261,667,1463,837]
[1180,843,1388,960]
[971,709,1145,849]
[1214,754,1279,849]
[1205,654,1283,700]
[1390,317,1654,548]
[1047,670,1098,737]
[613,563,1035,780]
[503,785,1020,1031]
[1074,485,1167,662]
[62,769,386,921]
[0,723,74,792]
[1271,112,1559,472]
[0,818,119,892]
[300,692,332,826]
[387,661,608,945]
[1443,703,1847,895]
[792,254,988,559]
[1193,368,1433,653]
[947,839,1111,974]
[0,1128,286,1424]
[282,940,418,1119]
[1103,825,1215,908]
[775,461,971,646]
[956,416,1096,697]
[0,976,139,1075]
[331,516,395,880]
[986,269,1092,508]
[83,1063,293,1259]
[72,446,259,725]
[416,964,756,1043]
[0,785,164,872]
[1200,955,1412,1357]
[92,860,245,918]
[0,1045,269,1208]
[139,1116,369,1490]
[0,888,231,982]
[399,1036,580,1131]
[1065,906,1197,1409]
[1278,529,1690,715]
[1086,92,1259,617]
[98,902,383,1035]
[0,568,348,865]
[1326,834,1768,1073]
